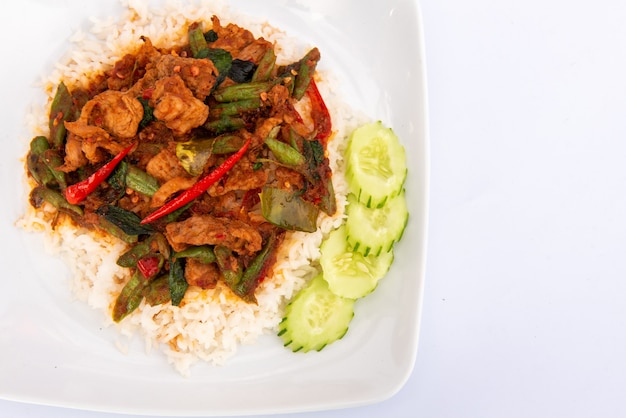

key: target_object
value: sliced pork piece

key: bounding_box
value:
[165,214,262,255]
[65,90,144,139]
[208,154,268,197]
[184,258,219,289]
[150,75,209,135]
[155,54,219,100]
[145,147,188,183]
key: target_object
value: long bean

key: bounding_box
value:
[126,166,159,197]
[252,48,276,82]
[292,48,320,100]
[188,22,208,58]
[29,186,83,216]
[49,82,73,149]
[212,81,274,102]
[27,136,54,186]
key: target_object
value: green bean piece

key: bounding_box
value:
[236,232,279,303]
[29,135,50,154]
[212,81,274,102]
[319,176,337,216]
[113,271,148,322]
[188,22,209,58]
[49,82,73,149]
[210,98,262,117]
[173,245,216,264]
[27,154,54,187]
[265,137,306,168]
[204,115,245,134]
[292,48,320,100]
[168,257,188,306]
[117,233,168,267]
[152,232,171,260]
[126,166,159,197]
[252,47,276,82]
[289,127,305,153]
[214,245,243,290]
[42,149,67,189]
[117,238,153,268]
[29,186,83,216]
[144,274,171,306]
[27,136,54,186]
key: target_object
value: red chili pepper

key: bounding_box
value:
[140,137,251,224]
[137,255,161,280]
[306,79,332,143]
[64,143,135,205]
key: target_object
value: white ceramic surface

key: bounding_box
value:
[0,0,428,415]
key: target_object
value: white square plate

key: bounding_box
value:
[0,0,429,415]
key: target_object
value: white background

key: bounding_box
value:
[3,0,626,417]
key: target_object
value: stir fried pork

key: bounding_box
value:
[146,147,189,183]
[150,75,209,135]
[184,258,220,289]
[165,214,263,255]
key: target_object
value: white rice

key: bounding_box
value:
[18,0,369,376]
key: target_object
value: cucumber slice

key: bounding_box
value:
[345,121,407,208]
[346,191,408,256]
[320,225,394,299]
[278,274,355,353]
